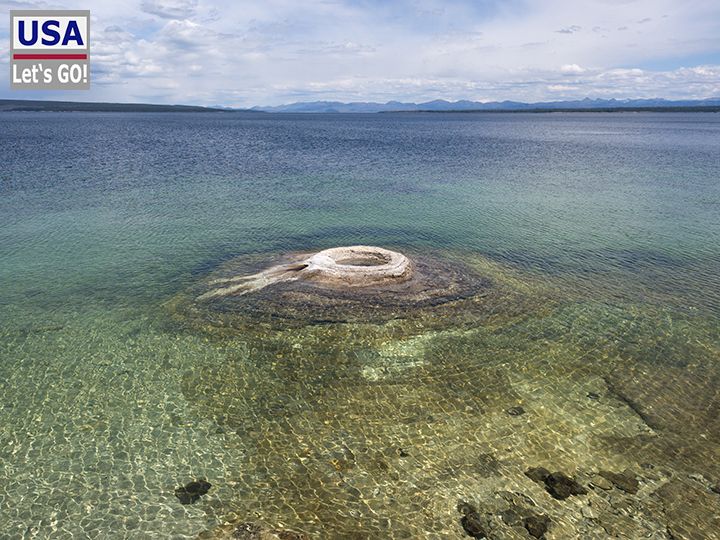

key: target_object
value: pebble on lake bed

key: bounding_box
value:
[507,406,526,416]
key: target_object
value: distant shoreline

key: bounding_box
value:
[0,99,240,113]
[1,99,718,114]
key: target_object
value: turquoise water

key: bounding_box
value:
[1,112,719,538]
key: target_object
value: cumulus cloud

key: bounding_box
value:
[560,64,587,74]
[1,0,719,106]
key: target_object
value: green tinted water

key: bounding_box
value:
[0,112,719,538]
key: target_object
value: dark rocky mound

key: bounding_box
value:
[169,250,492,328]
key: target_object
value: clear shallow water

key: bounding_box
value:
[1,112,719,538]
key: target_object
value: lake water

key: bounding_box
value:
[1,112,719,538]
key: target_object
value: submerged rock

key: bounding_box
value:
[599,470,639,494]
[457,500,477,516]
[589,475,613,490]
[507,406,526,416]
[525,468,587,500]
[457,501,489,538]
[499,507,523,527]
[174,479,211,505]
[525,467,551,484]
[460,513,487,539]
[544,472,588,500]
[580,505,596,519]
[523,514,551,538]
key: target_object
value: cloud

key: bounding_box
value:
[1,0,719,106]
[234,62,720,106]
[547,84,578,92]
[560,64,587,74]
[140,0,198,19]
[555,25,582,34]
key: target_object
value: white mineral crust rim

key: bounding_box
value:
[198,246,413,300]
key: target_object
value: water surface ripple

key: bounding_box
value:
[1,112,719,538]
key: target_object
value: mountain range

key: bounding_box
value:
[2,97,719,114]
[253,97,720,113]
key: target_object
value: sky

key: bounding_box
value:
[1,0,719,107]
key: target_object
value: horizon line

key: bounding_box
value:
[2,95,720,110]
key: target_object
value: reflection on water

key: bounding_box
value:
[0,112,719,538]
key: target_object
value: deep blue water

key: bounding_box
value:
[2,112,719,309]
